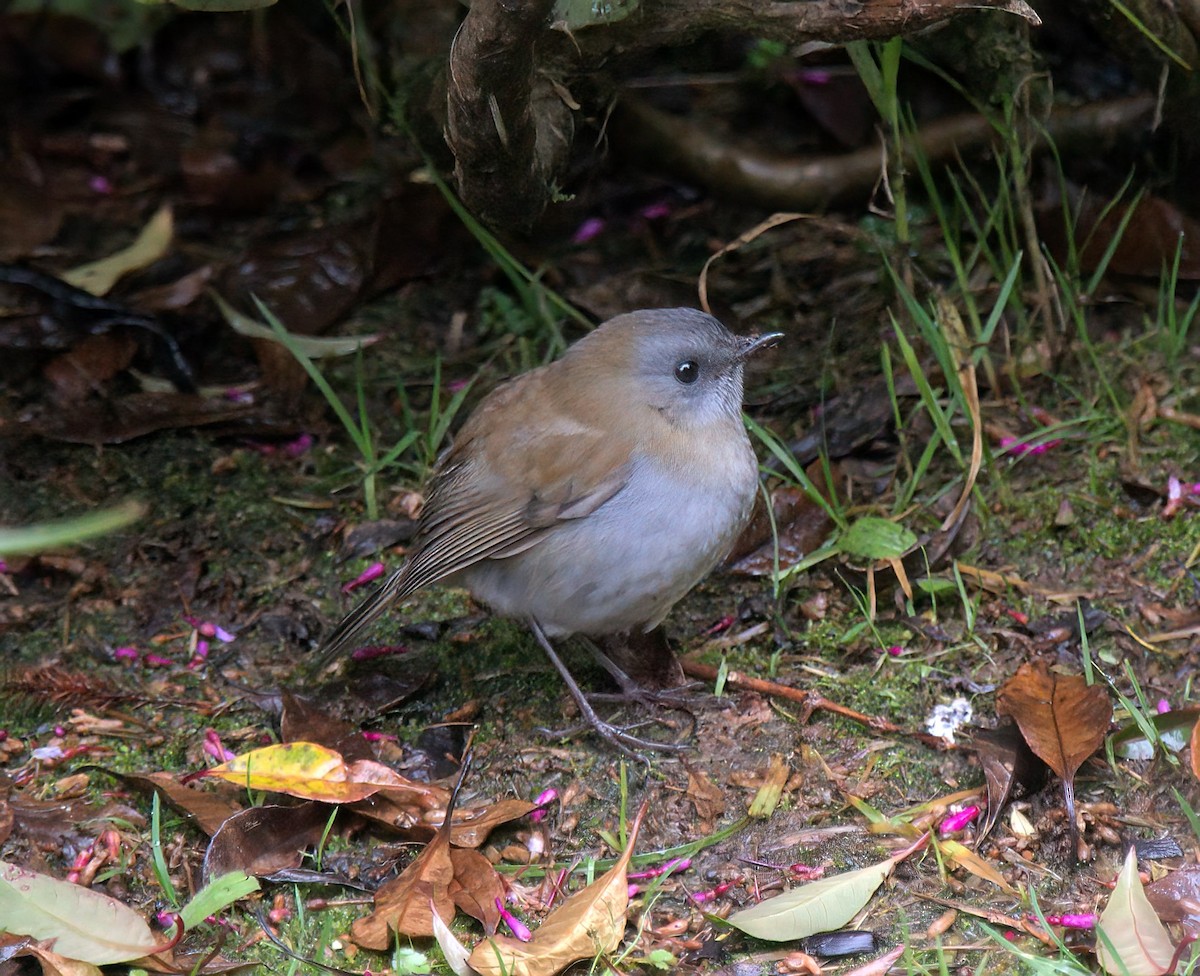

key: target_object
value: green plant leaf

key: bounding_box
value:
[178,872,260,932]
[726,853,901,941]
[836,517,917,560]
[211,291,380,358]
[0,501,145,557]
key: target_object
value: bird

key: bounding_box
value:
[317,307,782,753]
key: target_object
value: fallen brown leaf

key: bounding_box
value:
[685,768,726,829]
[202,802,330,881]
[996,660,1111,854]
[350,803,457,944]
[448,847,505,934]
[468,801,647,976]
[969,724,1046,843]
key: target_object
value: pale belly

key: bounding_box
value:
[456,447,758,636]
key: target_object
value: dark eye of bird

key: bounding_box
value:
[674,360,699,384]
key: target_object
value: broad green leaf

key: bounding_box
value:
[0,860,161,964]
[727,853,901,941]
[1096,848,1174,975]
[836,517,917,560]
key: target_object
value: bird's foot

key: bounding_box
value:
[538,712,689,758]
[529,619,692,758]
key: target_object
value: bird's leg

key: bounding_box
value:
[527,619,687,756]
[581,630,699,708]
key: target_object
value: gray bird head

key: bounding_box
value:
[589,308,781,429]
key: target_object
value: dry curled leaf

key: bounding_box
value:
[448,847,504,933]
[969,724,1046,843]
[350,806,456,945]
[468,802,647,976]
[203,742,445,809]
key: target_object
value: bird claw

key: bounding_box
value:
[528,619,693,757]
[537,715,689,758]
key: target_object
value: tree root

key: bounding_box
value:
[612,94,1157,211]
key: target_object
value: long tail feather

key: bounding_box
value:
[313,567,413,667]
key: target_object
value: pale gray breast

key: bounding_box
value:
[457,429,759,637]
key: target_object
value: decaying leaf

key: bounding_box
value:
[349,814,456,947]
[6,939,105,976]
[1145,864,1200,936]
[969,724,1046,843]
[685,768,726,827]
[843,943,905,976]
[279,691,376,762]
[349,795,535,848]
[748,754,790,818]
[1096,848,1175,975]
[468,802,648,976]
[0,860,162,965]
[116,771,244,837]
[995,660,1111,849]
[350,828,456,945]
[443,798,539,849]
[202,742,445,808]
[202,802,331,881]
[345,827,507,947]
[448,848,505,933]
[1192,718,1200,782]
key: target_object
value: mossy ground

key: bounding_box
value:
[2,211,1200,976]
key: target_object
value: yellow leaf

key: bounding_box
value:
[62,206,173,296]
[204,742,442,806]
[747,754,789,818]
[939,839,1016,894]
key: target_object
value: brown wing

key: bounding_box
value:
[401,380,634,589]
[316,368,634,663]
